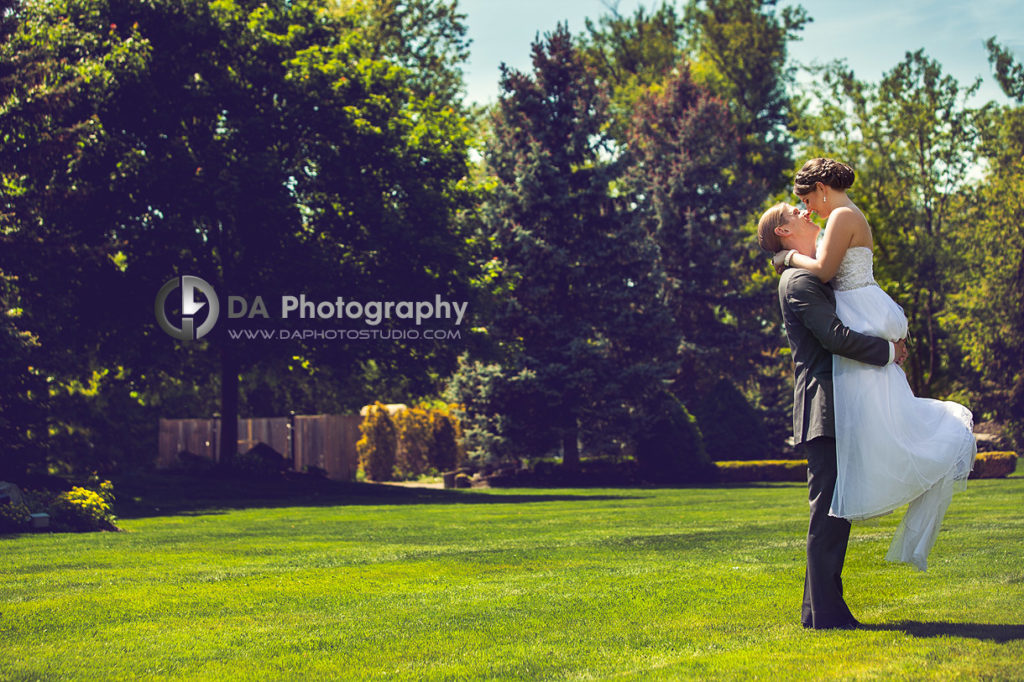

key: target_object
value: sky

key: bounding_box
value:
[458,0,1024,107]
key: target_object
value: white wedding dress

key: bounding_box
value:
[829,247,977,571]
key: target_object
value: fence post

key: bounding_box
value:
[288,410,296,471]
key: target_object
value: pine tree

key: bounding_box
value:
[460,24,678,470]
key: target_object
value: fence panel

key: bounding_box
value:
[292,414,361,481]
[238,417,290,458]
[157,418,217,467]
[159,414,361,480]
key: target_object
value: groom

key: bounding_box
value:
[757,204,907,630]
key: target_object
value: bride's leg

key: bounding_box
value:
[885,475,956,571]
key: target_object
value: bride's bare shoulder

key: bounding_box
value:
[829,205,872,248]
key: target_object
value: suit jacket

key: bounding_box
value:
[778,268,891,445]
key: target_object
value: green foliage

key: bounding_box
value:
[0,0,474,474]
[683,0,808,194]
[686,379,772,461]
[943,41,1024,446]
[986,37,1024,103]
[476,23,678,469]
[719,452,1019,482]
[579,3,686,141]
[635,390,712,482]
[48,481,118,532]
[427,403,464,472]
[795,50,982,397]
[443,355,516,466]
[356,402,397,481]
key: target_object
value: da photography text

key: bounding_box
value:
[155,275,469,342]
[230,294,468,326]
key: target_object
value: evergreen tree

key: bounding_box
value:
[452,24,678,470]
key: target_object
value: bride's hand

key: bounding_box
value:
[771,250,789,274]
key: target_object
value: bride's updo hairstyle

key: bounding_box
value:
[756,202,789,253]
[793,157,855,196]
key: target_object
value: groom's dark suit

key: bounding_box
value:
[778,267,891,629]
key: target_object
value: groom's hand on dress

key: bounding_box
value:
[894,338,908,365]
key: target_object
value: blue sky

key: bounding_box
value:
[459,0,1024,106]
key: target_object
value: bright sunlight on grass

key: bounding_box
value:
[2,466,1022,680]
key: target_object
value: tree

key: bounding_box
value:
[625,63,764,387]
[945,39,1024,446]
[683,0,809,195]
[0,0,473,472]
[794,50,983,397]
[345,0,470,105]
[450,24,678,470]
[579,2,686,141]
[579,0,804,456]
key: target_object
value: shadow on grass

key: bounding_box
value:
[861,621,1024,642]
[112,470,651,519]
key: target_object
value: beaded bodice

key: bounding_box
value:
[831,246,876,291]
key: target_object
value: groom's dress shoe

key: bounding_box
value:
[804,617,861,630]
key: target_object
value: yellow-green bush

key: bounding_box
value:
[357,402,398,481]
[970,451,1018,479]
[49,483,119,531]
[715,460,807,483]
[375,402,467,480]
[393,406,432,478]
[719,451,1020,483]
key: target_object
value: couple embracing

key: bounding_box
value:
[757,158,977,630]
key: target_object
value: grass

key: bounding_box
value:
[1,462,1022,681]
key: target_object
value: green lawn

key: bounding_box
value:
[2,465,1022,681]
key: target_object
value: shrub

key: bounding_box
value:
[715,460,808,483]
[969,451,1018,479]
[393,406,433,479]
[442,356,519,466]
[234,443,289,478]
[357,402,398,481]
[49,483,119,532]
[0,502,32,534]
[716,453,1021,483]
[635,390,713,482]
[428,404,465,472]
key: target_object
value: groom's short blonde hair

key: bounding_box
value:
[757,203,788,253]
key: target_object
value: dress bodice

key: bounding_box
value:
[831,246,876,291]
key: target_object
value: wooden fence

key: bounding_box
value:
[157,414,362,481]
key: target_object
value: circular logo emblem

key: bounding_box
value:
[155,276,220,340]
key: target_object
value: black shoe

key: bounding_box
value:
[809,617,861,630]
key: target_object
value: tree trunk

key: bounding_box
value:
[562,411,580,470]
[219,342,238,468]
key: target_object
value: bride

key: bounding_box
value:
[774,158,977,571]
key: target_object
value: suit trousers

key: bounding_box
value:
[800,436,856,628]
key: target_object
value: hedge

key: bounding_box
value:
[715,460,807,483]
[717,451,1019,483]
[969,451,1019,479]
